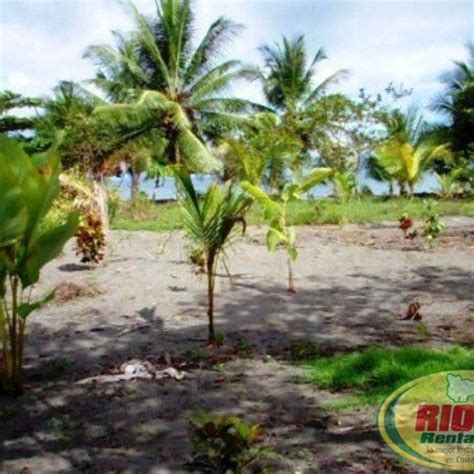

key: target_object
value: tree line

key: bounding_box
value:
[1,0,473,200]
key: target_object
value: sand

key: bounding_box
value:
[1,217,473,473]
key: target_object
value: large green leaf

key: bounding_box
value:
[297,167,333,194]
[0,181,27,248]
[0,134,32,182]
[240,182,283,217]
[281,183,300,202]
[266,226,286,252]
[17,291,55,320]
[19,213,79,288]
[0,136,29,247]
[177,128,222,172]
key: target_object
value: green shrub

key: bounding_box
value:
[188,412,270,473]
[0,136,78,395]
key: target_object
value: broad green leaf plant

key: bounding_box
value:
[0,136,78,395]
[242,168,332,293]
[176,170,251,343]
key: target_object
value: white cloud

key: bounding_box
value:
[0,0,471,115]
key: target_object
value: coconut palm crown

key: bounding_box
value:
[260,35,348,115]
[86,0,260,172]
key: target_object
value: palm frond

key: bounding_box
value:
[192,97,270,114]
[303,68,350,106]
[189,61,258,101]
[177,128,222,172]
[298,167,333,193]
[177,170,250,262]
[155,0,194,86]
[128,1,172,89]
[184,17,243,85]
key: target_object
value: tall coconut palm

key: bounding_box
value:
[259,35,348,175]
[433,44,473,116]
[260,35,348,115]
[431,43,474,161]
[86,0,260,173]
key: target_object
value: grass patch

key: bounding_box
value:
[111,196,474,232]
[113,199,185,232]
[303,345,474,409]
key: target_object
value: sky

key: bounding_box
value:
[0,0,473,117]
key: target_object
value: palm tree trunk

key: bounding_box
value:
[207,259,215,343]
[389,181,394,196]
[399,182,407,196]
[130,169,141,200]
[288,258,296,293]
[93,174,109,234]
[174,143,181,165]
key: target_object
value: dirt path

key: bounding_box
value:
[1,218,473,473]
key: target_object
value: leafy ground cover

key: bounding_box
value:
[303,344,474,409]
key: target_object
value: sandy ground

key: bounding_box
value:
[1,217,473,473]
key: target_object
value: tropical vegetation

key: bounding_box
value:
[0,0,473,397]
[176,170,251,343]
[0,136,78,395]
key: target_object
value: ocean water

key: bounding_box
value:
[109,173,439,201]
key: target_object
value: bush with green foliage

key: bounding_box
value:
[0,136,78,395]
[188,412,269,473]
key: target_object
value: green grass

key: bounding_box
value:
[111,196,474,232]
[303,345,474,409]
[112,199,185,232]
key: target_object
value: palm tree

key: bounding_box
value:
[259,35,348,175]
[36,81,107,169]
[176,170,251,343]
[373,110,450,195]
[375,141,450,195]
[436,168,465,198]
[366,153,396,195]
[431,43,473,164]
[86,0,260,172]
[0,91,42,136]
[260,35,348,115]
[433,44,473,115]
